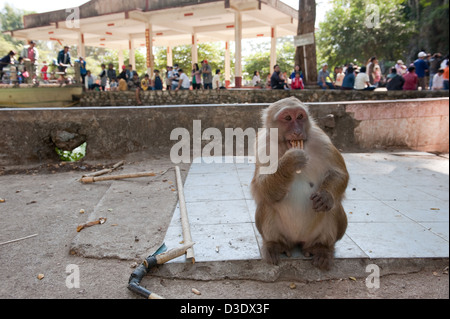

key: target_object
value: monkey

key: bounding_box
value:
[251,97,349,270]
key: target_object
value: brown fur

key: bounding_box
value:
[251,97,349,270]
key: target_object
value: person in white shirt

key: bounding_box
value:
[354,66,375,90]
[432,68,445,90]
[252,70,261,87]
[213,69,221,90]
[175,69,191,90]
[334,66,345,88]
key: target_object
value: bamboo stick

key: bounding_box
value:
[155,242,195,264]
[175,166,195,263]
[80,171,156,183]
[0,233,38,246]
[82,160,125,178]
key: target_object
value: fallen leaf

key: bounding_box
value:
[349,277,357,281]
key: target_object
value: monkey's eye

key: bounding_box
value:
[284,115,292,121]
[297,114,304,120]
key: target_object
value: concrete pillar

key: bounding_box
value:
[129,38,135,70]
[145,23,154,76]
[191,34,198,64]
[23,59,33,84]
[118,49,124,69]
[167,46,173,67]
[74,61,81,84]
[234,10,242,88]
[78,33,86,58]
[225,41,231,88]
[270,26,277,74]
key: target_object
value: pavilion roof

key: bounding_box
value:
[5,0,298,49]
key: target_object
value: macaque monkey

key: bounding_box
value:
[251,97,349,270]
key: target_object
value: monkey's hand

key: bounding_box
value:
[280,149,308,176]
[252,149,308,203]
[310,190,334,212]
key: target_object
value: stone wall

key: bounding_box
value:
[79,89,449,106]
[0,98,448,166]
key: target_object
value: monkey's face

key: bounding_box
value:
[276,107,309,152]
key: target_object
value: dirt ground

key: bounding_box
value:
[0,156,448,300]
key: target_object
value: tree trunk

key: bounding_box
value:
[294,0,317,85]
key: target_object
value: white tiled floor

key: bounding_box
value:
[164,153,449,263]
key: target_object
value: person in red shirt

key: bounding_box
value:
[291,72,304,90]
[40,61,49,82]
[443,61,449,90]
[403,65,418,90]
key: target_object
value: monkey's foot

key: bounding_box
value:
[303,244,334,271]
[262,241,291,265]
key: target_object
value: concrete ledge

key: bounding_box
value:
[79,88,449,106]
[0,98,448,166]
[149,258,449,282]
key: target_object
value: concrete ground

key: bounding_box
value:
[0,151,448,299]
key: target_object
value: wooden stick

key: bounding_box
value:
[155,242,195,264]
[76,217,107,232]
[175,166,195,263]
[80,171,156,183]
[82,160,125,178]
[0,233,38,246]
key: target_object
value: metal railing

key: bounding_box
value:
[0,60,81,85]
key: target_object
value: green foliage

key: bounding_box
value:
[316,0,416,68]
[407,0,449,57]
[55,142,86,162]
[0,4,27,45]
[243,37,295,81]
[0,4,25,56]
[154,42,230,77]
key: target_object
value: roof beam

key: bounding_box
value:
[128,10,194,34]
[193,20,265,34]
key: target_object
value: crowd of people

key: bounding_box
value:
[2,40,449,94]
[80,59,225,104]
[265,52,449,91]
[0,42,77,84]
[310,52,449,91]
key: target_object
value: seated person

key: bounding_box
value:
[270,64,287,90]
[141,73,151,91]
[290,72,304,90]
[386,67,405,91]
[128,71,143,105]
[153,69,163,90]
[317,63,335,90]
[354,66,375,91]
[341,66,355,90]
